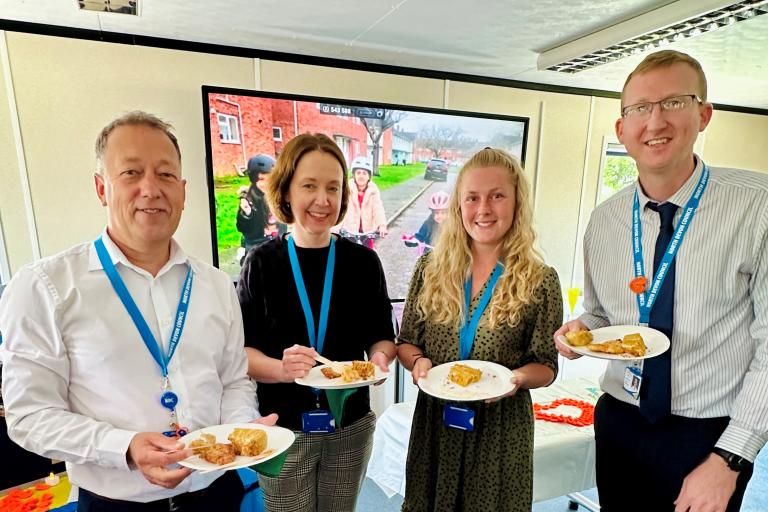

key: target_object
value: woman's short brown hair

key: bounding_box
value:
[266,133,349,225]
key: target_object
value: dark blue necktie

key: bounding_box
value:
[639,201,677,424]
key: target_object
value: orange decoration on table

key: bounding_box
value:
[0,487,56,512]
[629,276,647,294]
[533,398,595,427]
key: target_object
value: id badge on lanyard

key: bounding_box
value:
[444,262,503,430]
[626,165,709,400]
[623,365,642,400]
[94,237,192,437]
[287,235,337,434]
[302,410,335,433]
[443,404,475,431]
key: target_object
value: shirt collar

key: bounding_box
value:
[88,228,191,277]
[635,154,704,210]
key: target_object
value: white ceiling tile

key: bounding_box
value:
[0,0,765,108]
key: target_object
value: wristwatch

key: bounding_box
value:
[712,448,753,472]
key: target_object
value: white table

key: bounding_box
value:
[366,377,601,504]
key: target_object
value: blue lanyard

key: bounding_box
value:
[459,262,503,360]
[287,235,335,355]
[94,237,193,377]
[632,165,709,324]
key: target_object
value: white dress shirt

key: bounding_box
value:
[0,231,258,502]
[580,157,768,462]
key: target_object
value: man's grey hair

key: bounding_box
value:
[94,111,181,174]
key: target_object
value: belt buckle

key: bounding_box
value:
[168,496,180,512]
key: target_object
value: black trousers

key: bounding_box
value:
[594,394,754,512]
[77,470,245,512]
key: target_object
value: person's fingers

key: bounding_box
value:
[554,336,569,351]
[370,353,390,372]
[133,437,193,488]
[284,357,312,370]
[283,366,309,379]
[132,434,187,466]
[142,466,192,489]
[284,352,316,368]
[553,320,589,345]
[139,448,179,468]
[555,338,582,360]
[415,360,431,377]
[285,344,317,357]
[252,413,278,426]
[287,359,314,373]
[163,448,193,464]
[553,323,571,338]
[567,321,587,333]
[282,348,316,376]
[141,432,184,451]
[486,373,519,403]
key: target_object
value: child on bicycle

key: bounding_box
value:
[414,191,449,247]
[341,156,388,249]
[236,154,286,264]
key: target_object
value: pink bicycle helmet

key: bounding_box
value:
[427,191,450,210]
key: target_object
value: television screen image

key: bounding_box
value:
[202,86,529,299]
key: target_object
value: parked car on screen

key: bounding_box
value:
[424,158,448,181]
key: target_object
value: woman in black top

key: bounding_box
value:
[237,133,396,512]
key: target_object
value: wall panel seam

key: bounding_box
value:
[571,96,595,287]
[0,30,41,262]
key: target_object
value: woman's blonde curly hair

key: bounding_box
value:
[415,148,545,330]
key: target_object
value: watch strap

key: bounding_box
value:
[713,447,752,472]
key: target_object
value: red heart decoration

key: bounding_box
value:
[533,398,595,426]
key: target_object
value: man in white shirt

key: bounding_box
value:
[0,111,275,511]
[555,51,767,512]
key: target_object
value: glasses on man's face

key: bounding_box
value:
[621,94,702,119]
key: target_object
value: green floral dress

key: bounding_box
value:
[398,256,562,512]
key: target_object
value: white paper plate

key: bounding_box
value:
[179,423,295,471]
[294,361,388,389]
[417,361,516,402]
[566,325,670,360]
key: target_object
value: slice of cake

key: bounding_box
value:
[228,428,267,457]
[190,433,236,465]
[341,366,361,383]
[321,367,342,379]
[200,443,236,465]
[448,363,482,387]
[189,433,216,455]
[620,333,647,357]
[587,339,624,354]
[352,360,375,380]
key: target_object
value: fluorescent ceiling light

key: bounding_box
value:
[538,0,768,73]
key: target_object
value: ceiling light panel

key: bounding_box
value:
[539,0,768,73]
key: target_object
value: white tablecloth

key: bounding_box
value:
[366,377,601,502]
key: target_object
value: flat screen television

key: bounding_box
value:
[202,86,529,300]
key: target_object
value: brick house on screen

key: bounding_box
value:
[208,94,394,177]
